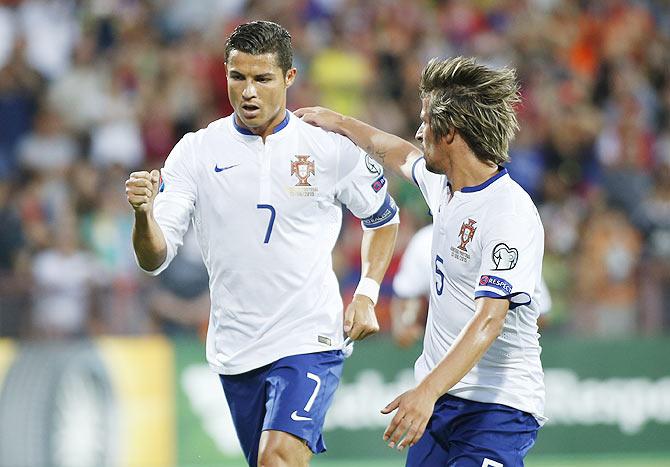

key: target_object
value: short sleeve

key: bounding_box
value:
[334,135,399,230]
[474,212,543,309]
[136,135,197,275]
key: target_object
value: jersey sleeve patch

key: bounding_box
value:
[475,274,531,310]
[492,242,518,270]
[478,275,513,295]
[365,154,383,175]
[371,175,386,193]
[362,193,398,228]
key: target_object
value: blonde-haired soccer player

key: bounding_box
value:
[297,56,545,466]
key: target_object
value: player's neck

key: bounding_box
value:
[449,155,499,193]
[238,108,288,142]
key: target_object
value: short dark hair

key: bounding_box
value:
[224,21,293,75]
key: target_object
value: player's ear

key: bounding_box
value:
[443,126,456,144]
[285,68,297,88]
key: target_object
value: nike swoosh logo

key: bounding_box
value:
[214,164,239,173]
[290,411,312,422]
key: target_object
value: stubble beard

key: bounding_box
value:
[424,152,444,175]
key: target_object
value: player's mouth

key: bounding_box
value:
[241,103,260,118]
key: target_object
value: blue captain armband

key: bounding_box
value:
[362,193,398,228]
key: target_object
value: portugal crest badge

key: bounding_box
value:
[291,155,315,186]
[457,218,477,252]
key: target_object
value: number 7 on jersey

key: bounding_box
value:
[257,204,276,244]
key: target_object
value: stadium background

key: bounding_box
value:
[0,0,668,466]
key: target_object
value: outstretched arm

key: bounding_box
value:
[345,222,399,340]
[295,107,422,182]
[381,297,509,450]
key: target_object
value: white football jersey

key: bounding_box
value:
[412,158,546,423]
[393,223,552,314]
[392,224,433,298]
[141,112,398,375]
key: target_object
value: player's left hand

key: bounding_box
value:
[381,385,438,451]
[294,106,344,133]
[344,295,379,341]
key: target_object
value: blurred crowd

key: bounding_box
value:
[0,0,668,340]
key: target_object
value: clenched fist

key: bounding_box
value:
[344,295,380,341]
[126,170,160,213]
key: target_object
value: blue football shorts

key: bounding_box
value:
[218,350,344,466]
[406,393,540,467]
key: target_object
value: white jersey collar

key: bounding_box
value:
[460,166,508,193]
[232,110,290,137]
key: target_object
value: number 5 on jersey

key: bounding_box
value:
[435,254,445,295]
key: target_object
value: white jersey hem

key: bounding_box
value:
[208,343,343,376]
[446,387,547,426]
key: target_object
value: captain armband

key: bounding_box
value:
[362,193,399,229]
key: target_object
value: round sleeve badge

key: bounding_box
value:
[492,243,518,270]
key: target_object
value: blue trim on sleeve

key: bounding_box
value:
[461,167,507,193]
[362,193,398,228]
[475,290,507,300]
[411,156,424,187]
[508,292,532,309]
[474,290,531,310]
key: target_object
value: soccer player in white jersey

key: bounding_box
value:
[125,21,399,467]
[296,56,545,466]
[391,223,432,348]
[392,223,553,348]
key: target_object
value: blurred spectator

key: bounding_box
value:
[80,169,145,334]
[17,0,79,80]
[47,35,106,135]
[595,62,655,216]
[390,224,432,348]
[573,205,642,336]
[89,66,144,169]
[635,152,670,333]
[0,38,43,177]
[507,125,548,199]
[29,214,102,338]
[0,4,15,69]
[309,34,371,117]
[148,226,210,338]
[0,177,29,337]
[17,105,78,173]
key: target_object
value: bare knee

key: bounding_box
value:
[258,430,311,467]
[257,444,292,466]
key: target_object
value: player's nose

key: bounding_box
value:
[242,80,257,99]
[415,123,424,143]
